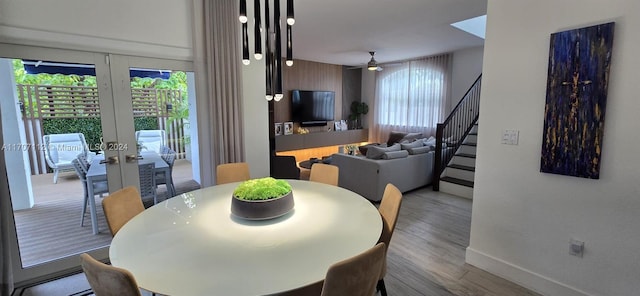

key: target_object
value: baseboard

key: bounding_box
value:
[465,247,594,296]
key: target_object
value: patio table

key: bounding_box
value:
[85,152,169,234]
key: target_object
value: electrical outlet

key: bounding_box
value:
[569,239,584,257]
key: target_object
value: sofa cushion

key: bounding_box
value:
[386,131,408,146]
[366,143,401,159]
[400,140,423,150]
[382,150,409,159]
[407,146,431,155]
[358,143,383,155]
[401,132,423,143]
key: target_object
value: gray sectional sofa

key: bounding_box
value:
[331,151,434,202]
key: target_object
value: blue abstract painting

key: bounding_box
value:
[540,22,615,179]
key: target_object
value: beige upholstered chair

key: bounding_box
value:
[320,242,386,296]
[102,186,145,236]
[309,163,339,186]
[376,183,403,296]
[80,253,141,296]
[216,162,250,185]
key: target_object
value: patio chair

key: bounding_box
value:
[156,147,176,197]
[43,133,93,183]
[72,158,109,227]
[76,153,91,171]
[135,130,166,154]
[138,162,157,205]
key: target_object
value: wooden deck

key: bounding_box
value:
[12,159,200,267]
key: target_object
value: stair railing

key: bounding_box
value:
[433,74,482,191]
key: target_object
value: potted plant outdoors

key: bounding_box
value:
[348,101,369,129]
[231,177,295,220]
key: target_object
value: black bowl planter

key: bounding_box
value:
[231,191,294,220]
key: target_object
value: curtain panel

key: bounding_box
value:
[193,0,245,186]
[371,54,451,143]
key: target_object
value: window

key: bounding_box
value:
[372,54,451,142]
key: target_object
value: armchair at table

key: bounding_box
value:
[43,133,94,183]
[135,130,166,154]
[270,155,300,180]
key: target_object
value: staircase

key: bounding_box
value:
[433,74,481,199]
[438,122,478,199]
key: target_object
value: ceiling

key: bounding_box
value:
[289,0,488,67]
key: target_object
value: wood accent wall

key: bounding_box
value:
[275,59,343,133]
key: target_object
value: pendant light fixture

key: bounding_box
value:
[240,0,295,101]
[253,0,263,60]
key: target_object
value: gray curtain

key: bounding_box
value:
[0,111,14,295]
[193,0,245,186]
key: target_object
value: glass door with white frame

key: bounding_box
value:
[0,45,185,286]
[125,61,201,204]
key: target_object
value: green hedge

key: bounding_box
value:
[43,117,159,152]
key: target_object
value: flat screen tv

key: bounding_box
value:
[291,90,335,126]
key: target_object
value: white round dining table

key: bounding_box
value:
[109,179,382,296]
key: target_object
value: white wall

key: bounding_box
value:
[0,0,193,60]
[468,1,640,296]
[241,63,270,178]
[451,46,484,111]
[361,69,375,133]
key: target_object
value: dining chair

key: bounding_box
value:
[102,186,145,236]
[79,253,142,296]
[270,154,301,180]
[320,242,386,296]
[138,162,157,205]
[309,163,339,186]
[216,162,250,185]
[376,183,403,296]
[156,147,176,197]
[72,158,109,227]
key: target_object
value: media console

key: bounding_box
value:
[275,129,368,152]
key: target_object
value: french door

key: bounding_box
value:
[0,44,195,285]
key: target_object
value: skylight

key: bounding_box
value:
[451,15,486,39]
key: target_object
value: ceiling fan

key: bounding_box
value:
[367,51,383,71]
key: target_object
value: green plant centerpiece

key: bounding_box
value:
[230,177,295,220]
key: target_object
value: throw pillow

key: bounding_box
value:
[386,131,407,146]
[358,143,381,155]
[401,132,423,143]
[407,146,431,155]
[400,140,423,150]
[423,136,436,147]
[382,150,409,159]
[366,143,401,159]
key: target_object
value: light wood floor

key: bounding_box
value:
[15,185,541,296]
[383,188,540,296]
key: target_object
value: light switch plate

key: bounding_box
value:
[569,239,584,257]
[502,130,519,145]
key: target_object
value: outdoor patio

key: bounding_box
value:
[12,159,200,267]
